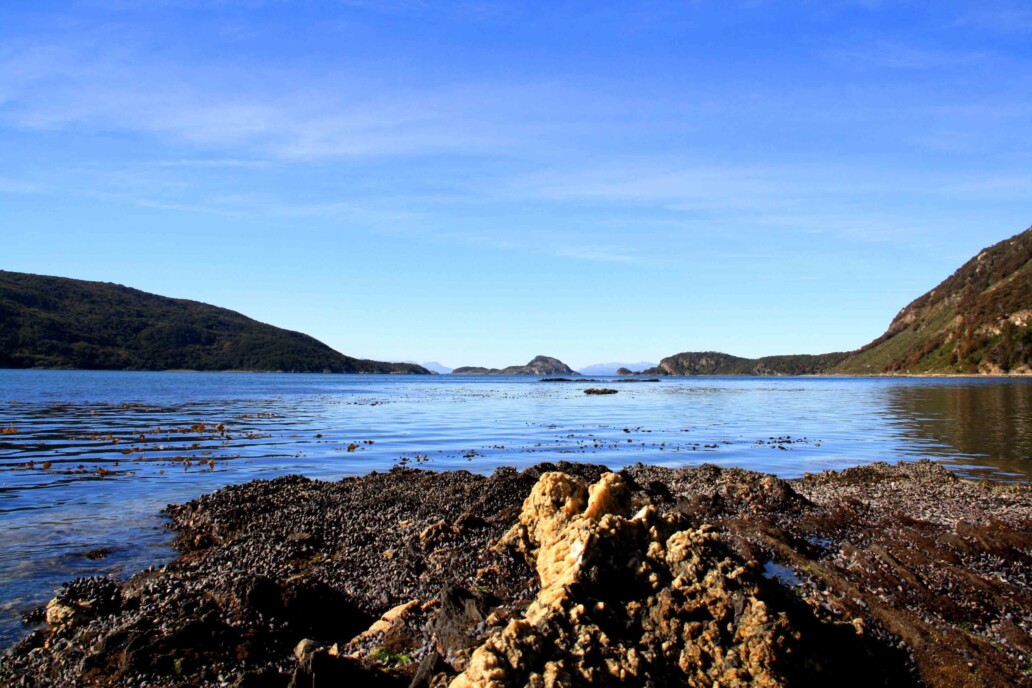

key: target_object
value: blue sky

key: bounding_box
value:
[2,1,1030,368]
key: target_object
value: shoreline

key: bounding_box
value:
[3,366,1032,378]
[3,460,1031,687]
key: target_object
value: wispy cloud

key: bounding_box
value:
[957,4,1032,33]
[497,159,1032,252]
[515,158,1032,207]
[78,187,427,225]
[0,176,44,194]
[86,191,248,217]
[0,38,557,161]
[335,0,431,13]
[3,2,1029,273]
[147,158,270,169]
[438,230,648,265]
[822,41,989,71]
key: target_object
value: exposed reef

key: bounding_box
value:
[539,378,660,383]
[3,460,1032,687]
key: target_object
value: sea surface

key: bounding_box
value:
[2,370,1031,647]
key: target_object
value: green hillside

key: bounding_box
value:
[645,226,1032,377]
[835,227,1032,375]
[0,271,429,374]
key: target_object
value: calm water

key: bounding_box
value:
[2,370,1031,647]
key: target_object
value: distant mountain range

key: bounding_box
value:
[0,271,429,374]
[452,355,578,376]
[647,226,1032,376]
[577,362,657,376]
[402,361,454,374]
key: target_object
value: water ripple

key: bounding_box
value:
[1,370,1030,647]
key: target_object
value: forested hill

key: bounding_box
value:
[642,351,850,376]
[645,226,1032,376]
[835,227,1032,374]
[0,271,429,374]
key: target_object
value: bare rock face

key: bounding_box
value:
[450,472,794,687]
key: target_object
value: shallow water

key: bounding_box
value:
[1,370,1031,647]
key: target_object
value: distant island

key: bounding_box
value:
[577,362,657,376]
[646,226,1032,376]
[452,355,579,376]
[642,352,851,377]
[0,271,429,374]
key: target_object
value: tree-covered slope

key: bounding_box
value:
[0,271,429,374]
[835,227,1032,375]
[644,227,1032,377]
[642,351,850,376]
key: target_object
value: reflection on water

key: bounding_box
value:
[885,382,1032,478]
[0,370,1030,647]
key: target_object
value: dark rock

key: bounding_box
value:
[453,513,488,532]
[289,648,396,688]
[431,584,499,656]
[280,577,372,641]
[231,575,284,618]
[409,651,451,688]
[20,605,46,626]
[539,378,601,383]
[234,667,289,688]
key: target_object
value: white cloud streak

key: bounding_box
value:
[822,41,990,71]
[439,230,647,264]
[0,39,558,160]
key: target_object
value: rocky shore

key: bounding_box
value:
[3,460,1031,687]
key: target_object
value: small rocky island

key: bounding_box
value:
[4,460,1031,687]
[452,356,579,376]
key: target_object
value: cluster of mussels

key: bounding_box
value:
[3,460,1031,688]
